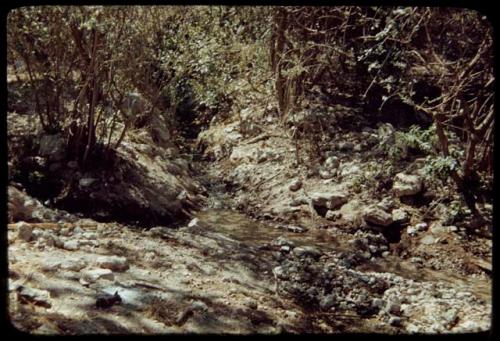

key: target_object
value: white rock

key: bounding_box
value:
[415,222,428,231]
[60,259,87,271]
[96,256,129,272]
[16,286,51,307]
[392,208,410,224]
[79,178,97,187]
[40,259,62,272]
[340,164,361,177]
[420,234,438,245]
[188,218,200,228]
[324,156,340,169]
[82,268,115,282]
[377,198,395,211]
[393,173,422,197]
[311,192,348,210]
[319,169,334,179]
[63,240,79,251]
[191,300,208,311]
[325,210,341,220]
[407,226,418,235]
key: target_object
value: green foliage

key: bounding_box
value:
[422,156,459,182]
[387,124,438,160]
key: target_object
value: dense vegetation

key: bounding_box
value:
[7,5,493,215]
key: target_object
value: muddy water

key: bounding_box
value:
[191,209,342,251]
[189,209,491,303]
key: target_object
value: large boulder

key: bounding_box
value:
[393,173,422,197]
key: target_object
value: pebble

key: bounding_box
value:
[320,294,336,310]
[60,258,87,271]
[63,240,79,251]
[389,316,402,326]
[188,218,200,228]
[415,222,428,231]
[280,245,291,253]
[292,246,322,260]
[82,268,114,282]
[288,179,302,192]
[191,300,208,312]
[407,226,418,235]
[420,234,438,245]
[96,256,129,272]
[245,300,258,310]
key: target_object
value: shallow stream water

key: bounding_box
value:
[188,208,491,303]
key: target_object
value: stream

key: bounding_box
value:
[183,208,491,304]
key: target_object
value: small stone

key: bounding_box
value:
[60,227,72,237]
[391,208,410,225]
[245,300,258,310]
[382,251,390,258]
[319,169,334,179]
[310,192,348,210]
[377,197,395,211]
[393,173,422,197]
[415,222,428,231]
[363,206,393,226]
[17,222,33,242]
[372,298,384,309]
[280,245,291,253]
[443,308,458,326]
[272,236,295,247]
[40,259,62,272]
[288,179,302,192]
[292,246,322,260]
[389,316,402,326]
[272,266,288,280]
[191,300,208,312]
[407,226,418,235]
[60,259,87,271]
[82,268,115,282]
[96,256,129,272]
[63,240,79,251]
[324,156,340,169]
[285,225,307,233]
[420,234,438,245]
[385,299,401,315]
[79,178,97,187]
[325,210,341,220]
[320,294,336,310]
[16,286,51,308]
[340,164,361,177]
[188,218,200,228]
